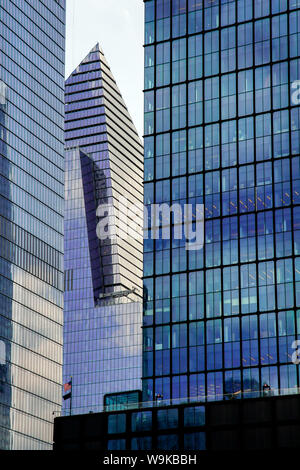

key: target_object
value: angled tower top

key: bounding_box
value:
[65,43,141,144]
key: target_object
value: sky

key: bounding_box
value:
[66,0,144,138]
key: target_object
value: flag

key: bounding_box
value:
[63,380,72,400]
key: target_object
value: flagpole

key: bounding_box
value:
[70,376,72,416]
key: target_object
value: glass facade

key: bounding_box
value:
[143,0,300,404]
[0,0,65,449]
[63,45,144,415]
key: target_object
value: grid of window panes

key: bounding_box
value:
[0,0,65,449]
[143,0,300,405]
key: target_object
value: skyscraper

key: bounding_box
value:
[143,0,300,404]
[53,0,300,452]
[0,0,65,449]
[63,45,144,415]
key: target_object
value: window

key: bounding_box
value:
[156,43,170,87]
[241,264,257,313]
[258,261,276,312]
[239,117,254,164]
[188,0,202,34]
[256,113,272,161]
[205,124,220,170]
[131,437,152,450]
[157,434,179,450]
[221,27,236,73]
[238,0,253,22]
[254,0,269,18]
[260,313,277,365]
[172,130,186,176]
[238,70,253,116]
[108,414,126,434]
[205,219,221,267]
[206,319,223,370]
[239,165,255,213]
[145,0,155,44]
[224,317,240,368]
[272,14,288,62]
[257,211,274,260]
[172,84,186,129]
[223,216,239,265]
[188,34,202,80]
[188,80,202,126]
[145,45,154,89]
[205,77,219,123]
[204,31,219,76]
[157,408,178,429]
[273,110,290,158]
[189,271,204,319]
[156,132,170,179]
[223,267,239,316]
[172,273,187,322]
[144,136,154,181]
[238,22,253,69]
[172,0,187,38]
[184,432,206,450]
[131,411,152,432]
[156,88,170,133]
[184,406,205,426]
[255,19,270,66]
[188,126,203,174]
[222,167,238,216]
[276,259,294,309]
[205,169,220,218]
[204,0,219,30]
[172,38,186,83]
[221,0,235,26]
[273,62,288,110]
[242,315,259,366]
[290,10,300,58]
[108,439,126,450]
[156,0,170,41]
[190,321,205,372]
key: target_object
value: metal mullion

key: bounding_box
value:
[287,2,299,390]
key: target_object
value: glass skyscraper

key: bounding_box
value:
[143,0,300,405]
[0,0,65,449]
[63,45,144,415]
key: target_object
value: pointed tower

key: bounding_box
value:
[63,46,143,414]
[65,44,143,300]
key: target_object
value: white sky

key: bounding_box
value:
[66,0,144,138]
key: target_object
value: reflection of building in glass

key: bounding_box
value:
[143,0,300,405]
[0,0,65,449]
[63,45,144,415]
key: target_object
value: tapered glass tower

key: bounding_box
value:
[143,0,300,404]
[0,0,65,449]
[63,45,144,415]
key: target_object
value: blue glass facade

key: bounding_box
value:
[63,45,143,415]
[143,0,300,404]
[0,0,65,449]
